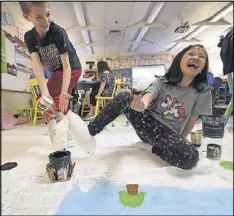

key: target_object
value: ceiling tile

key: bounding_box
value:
[105,2,134,29]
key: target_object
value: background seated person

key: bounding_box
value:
[84,61,115,120]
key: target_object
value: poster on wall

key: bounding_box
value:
[106,57,113,68]
[148,58,156,65]
[113,58,121,68]
[129,58,137,67]
[1,12,6,26]
[4,12,15,26]
[120,57,128,68]
[17,27,25,40]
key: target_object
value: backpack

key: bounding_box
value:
[217,28,233,75]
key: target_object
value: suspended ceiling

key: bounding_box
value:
[2,1,233,58]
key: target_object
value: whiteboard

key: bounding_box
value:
[1,73,30,92]
[132,65,165,90]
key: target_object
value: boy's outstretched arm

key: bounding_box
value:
[31,52,50,97]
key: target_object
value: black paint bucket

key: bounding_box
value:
[46,149,75,182]
[201,115,224,138]
[207,144,222,160]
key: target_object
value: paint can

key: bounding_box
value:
[46,149,76,182]
[37,96,53,113]
[207,144,222,160]
[190,130,203,147]
[37,96,55,122]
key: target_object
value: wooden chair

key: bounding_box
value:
[94,79,123,118]
[28,79,48,125]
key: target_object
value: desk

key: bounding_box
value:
[76,80,99,90]
[71,80,99,114]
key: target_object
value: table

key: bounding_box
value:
[71,80,100,114]
[76,80,99,90]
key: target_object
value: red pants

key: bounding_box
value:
[37,69,81,116]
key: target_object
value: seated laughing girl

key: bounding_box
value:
[81,44,212,170]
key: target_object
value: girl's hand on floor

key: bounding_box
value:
[130,95,146,112]
[59,92,73,113]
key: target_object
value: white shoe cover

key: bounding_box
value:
[67,110,96,155]
[53,115,69,151]
[47,119,57,144]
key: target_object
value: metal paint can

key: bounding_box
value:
[190,130,203,147]
[207,144,222,160]
[37,96,53,113]
[46,149,75,182]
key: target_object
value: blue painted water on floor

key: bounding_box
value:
[56,179,233,215]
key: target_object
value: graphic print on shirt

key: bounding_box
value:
[160,95,185,120]
[36,44,62,73]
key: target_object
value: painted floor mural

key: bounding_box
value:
[2,117,233,215]
[56,179,233,215]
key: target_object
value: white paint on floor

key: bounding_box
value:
[1,115,233,215]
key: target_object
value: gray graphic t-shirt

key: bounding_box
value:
[144,77,212,134]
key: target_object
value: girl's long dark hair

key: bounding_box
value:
[164,44,209,92]
[97,61,111,75]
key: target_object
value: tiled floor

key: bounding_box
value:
[1,115,233,215]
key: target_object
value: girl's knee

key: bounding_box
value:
[117,91,134,102]
[182,146,199,170]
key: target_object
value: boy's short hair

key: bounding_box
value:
[18,2,47,15]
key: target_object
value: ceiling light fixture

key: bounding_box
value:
[171,2,233,51]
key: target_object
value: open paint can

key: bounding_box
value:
[207,144,222,160]
[46,149,76,182]
[37,96,53,113]
[190,130,203,147]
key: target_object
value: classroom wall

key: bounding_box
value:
[1,90,32,114]
[1,5,26,37]
[1,5,33,114]
[79,53,175,73]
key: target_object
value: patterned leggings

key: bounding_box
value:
[88,92,199,170]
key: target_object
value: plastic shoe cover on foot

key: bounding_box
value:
[66,137,78,148]
[66,130,78,148]
[67,129,74,140]
[47,119,57,144]
[67,110,96,155]
[53,115,69,151]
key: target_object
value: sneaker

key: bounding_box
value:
[67,110,96,155]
